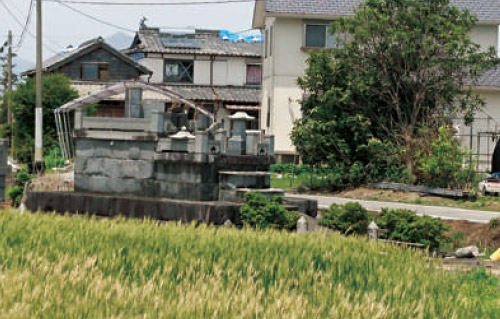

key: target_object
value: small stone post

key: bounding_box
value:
[297,216,308,234]
[150,110,165,134]
[246,130,260,155]
[195,131,209,154]
[74,109,83,130]
[367,221,379,241]
[263,135,275,155]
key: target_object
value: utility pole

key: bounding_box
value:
[7,30,12,125]
[35,0,43,170]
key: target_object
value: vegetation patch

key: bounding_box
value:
[0,211,498,318]
[319,202,370,235]
[8,169,33,207]
[320,203,450,249]
[240,191,300,230]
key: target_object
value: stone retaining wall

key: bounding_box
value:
[26,191,241,225]
[74,138,273,201]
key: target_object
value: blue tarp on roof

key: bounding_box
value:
[219,30,263,43]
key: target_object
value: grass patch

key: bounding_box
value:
[0,211,498,317]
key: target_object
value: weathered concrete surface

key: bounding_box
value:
[75,137,275,202]
[26,191,241,225]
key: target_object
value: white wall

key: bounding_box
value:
[194,59,211,85]
[263,17,500,155]
[470,25,498,52]
[226,58,247,86]
[141,55,250,86]
[262,17,310,154]
[139,57,163,83]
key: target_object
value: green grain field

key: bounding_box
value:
[0,210,498,318]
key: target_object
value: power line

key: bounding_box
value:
[0,0,60,54]
[44,0,257,6]
[17,0,35,49]
[51,0,136,33]
[0,0,30,31]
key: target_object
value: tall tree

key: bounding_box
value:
[11,74,78,163]
[292,0,499,182]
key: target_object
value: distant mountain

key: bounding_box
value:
[105,32,134,50]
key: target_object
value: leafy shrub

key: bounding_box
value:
[8,168,33,207]
[450,231,465,248]
[44,147,66,169]
[377,208,450,249]
[417,126,478,190]
[240,192,300,230]
[489,217,500,229]
[319,202,371,235]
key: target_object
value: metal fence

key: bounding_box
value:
[452,110,500,172]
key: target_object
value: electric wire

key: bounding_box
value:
[51,0,136,33]
[0,0,60,54]
[17,0,35,50]
[43,0,258,6]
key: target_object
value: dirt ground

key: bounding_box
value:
[31,171,74,192]
[445,220,500,249]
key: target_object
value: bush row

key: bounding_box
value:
[319,202,450,249]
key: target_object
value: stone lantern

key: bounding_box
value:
[367,221,379,241]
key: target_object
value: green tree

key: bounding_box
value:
[292,0,499,186]
[417,125,478,190]
[11,74,78,163]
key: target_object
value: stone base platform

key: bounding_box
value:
[25,191,241,225]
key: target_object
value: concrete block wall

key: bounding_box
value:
[75,139,158,197]
[74,138,274,202]
[155,161,218,201]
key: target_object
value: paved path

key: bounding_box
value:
[286,193,500,224]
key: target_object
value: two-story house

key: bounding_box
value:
[123,24,263,126]
[23,37,153,117]
[253,0,500,164]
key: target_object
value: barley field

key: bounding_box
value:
[0,211,498,318]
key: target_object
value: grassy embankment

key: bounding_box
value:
[0,210,498,318]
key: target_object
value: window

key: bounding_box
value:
[305,24,342,49]
[164,60,194,83]
[246,64,261,85]
[80,63,110,81]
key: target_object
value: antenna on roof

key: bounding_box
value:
[140,16,148,30]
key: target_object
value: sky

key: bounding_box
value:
[0,0,256,71]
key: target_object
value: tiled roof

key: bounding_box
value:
[166,85,261,103]
[23,37,152,76]
[124,28,261,57]
[263,0,500,21]
[70,81,260,104]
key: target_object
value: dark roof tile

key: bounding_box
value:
[264,0,500,21]
[23,37,152,76]
[124,29,261,57]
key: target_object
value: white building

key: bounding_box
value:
[253,0,500,164]
[124,24,263,125]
